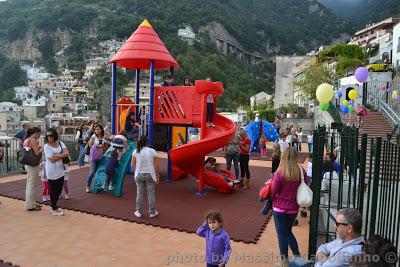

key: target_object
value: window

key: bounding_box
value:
[398,37,400,53]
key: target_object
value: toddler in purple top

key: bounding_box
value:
[196,211,231,267]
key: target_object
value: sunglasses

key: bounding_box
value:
[335,221,349,227]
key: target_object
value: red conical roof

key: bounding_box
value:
[110,20,179,70]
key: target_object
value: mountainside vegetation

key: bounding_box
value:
[0,0,354,110]
[319,0,400,26]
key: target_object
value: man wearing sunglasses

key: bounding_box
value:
[315,208,364,267]
[290,208,364,267]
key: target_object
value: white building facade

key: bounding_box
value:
[14,86,38,101]
[393,23,400,69]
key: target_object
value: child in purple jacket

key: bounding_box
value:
[196,211,231,267]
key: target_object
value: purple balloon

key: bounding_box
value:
[340,105,349,114]
[355,67,369,83]
[348,100,354,105]
[395,95,400,102]
[338,87,343,93]
[387,87,393,93]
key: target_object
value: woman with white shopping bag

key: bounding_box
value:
[270,147,310,266]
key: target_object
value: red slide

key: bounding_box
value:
[155,80,238,193]
[169,113,237,193]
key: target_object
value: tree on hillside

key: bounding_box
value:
[294,64,338,100]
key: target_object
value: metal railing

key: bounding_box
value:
[0,135,79,176]
[363,81,400,134]
[308,126,400,266]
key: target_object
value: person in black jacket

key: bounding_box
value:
[271,142,281,176]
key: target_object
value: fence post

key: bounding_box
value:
[5,140,10,173]
[362,82,367,106]
[308,127,325,259]
[358,134,368,213]
[369,137,382,237]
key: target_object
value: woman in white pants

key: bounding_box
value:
[23,127,42,211]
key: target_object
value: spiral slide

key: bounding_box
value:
[169,114,237,193]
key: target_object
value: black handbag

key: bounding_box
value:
[260,198,272,215]
[60,143,71,164]
[17,148,42,166]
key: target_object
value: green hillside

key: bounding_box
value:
[0,0,354,109]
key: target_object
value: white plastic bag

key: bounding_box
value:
[297,165,313,207]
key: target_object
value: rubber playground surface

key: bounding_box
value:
[208,149,309,162]
[0,158,272,244]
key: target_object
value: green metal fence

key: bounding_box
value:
[0,135,79,176]
[308,126,400,264]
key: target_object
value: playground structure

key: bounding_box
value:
[100,19,237,194]
[245,120,279,152]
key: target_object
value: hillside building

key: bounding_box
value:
[274,55,318,110]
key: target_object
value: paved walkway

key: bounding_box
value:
[0,152,310,267]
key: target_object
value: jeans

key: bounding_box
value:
[239,154,250,179]
[273,211,300,259]
[78,143,86,166]
[226,152,239,179]
[48,177,64,210]
[25,165,39,210]
[308,143,313,153]
[87,160,100,187]
[135,173,156,214]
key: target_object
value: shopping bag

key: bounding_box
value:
[296,165,313,207]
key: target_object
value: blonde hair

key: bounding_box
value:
[278,147,300,181]
[272,143,281,157]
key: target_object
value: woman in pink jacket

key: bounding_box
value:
[271,147,307,266]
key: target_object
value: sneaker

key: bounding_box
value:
[85,187,91,193]
[210,123,215,127]
[206,122,211,127]
[101,184,106,191]
[51,209,64,216]
[134,211,142,218]
[46,195,50,201]
[149,211,159,218]
[108,185,114,191]
[64,194,69,200]
[234,179,242,184]
[42,196,48,202]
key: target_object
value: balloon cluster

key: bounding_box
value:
[337,67,369,114]
[379,85,399,103]
[316,83,334,111]
[316,67,369,113]
[389,88,400,103]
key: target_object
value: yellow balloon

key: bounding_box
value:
[343,100,349,106]
[348,89,357,100]
[316,83,334,103]
[393,90,398,97]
